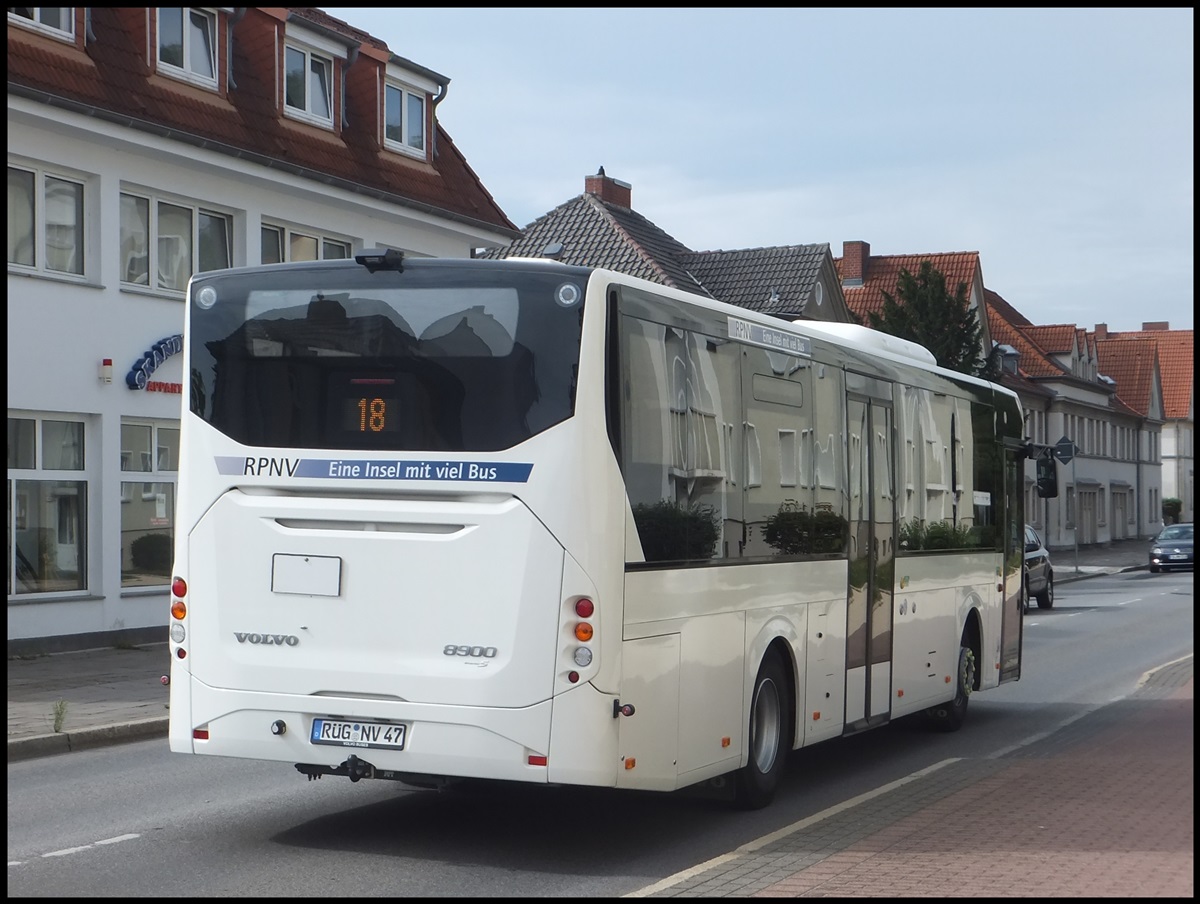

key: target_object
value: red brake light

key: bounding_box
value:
[172,577,187,598]
[575,598,594,618]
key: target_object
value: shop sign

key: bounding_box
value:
[127,335,183,391]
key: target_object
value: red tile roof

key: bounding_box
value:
[834,250,981,323]
[985,295,1069,380]
[1099,330,1194,420]
[1019,325,1080,356]
[6,7,518,236]
[1096,338,1159,417]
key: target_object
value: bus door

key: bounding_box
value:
[999,440,1025,681]
[845,379,895,732]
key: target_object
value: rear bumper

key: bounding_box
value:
[169,675,618,787]
[171,676,555,783]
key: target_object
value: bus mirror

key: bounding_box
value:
[1035,452,1058,498]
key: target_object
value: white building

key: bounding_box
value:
[7,7,517,651]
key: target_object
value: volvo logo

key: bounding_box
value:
[235,632,299,646]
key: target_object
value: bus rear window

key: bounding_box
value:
[187,260,586,452]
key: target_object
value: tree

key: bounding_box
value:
[867,260,1000,379]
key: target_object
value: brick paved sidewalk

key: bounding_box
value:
[628,658,1193,898]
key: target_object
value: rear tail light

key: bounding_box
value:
[568,596,595,678]
[171,576,187,620]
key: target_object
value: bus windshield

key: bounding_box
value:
[187,260,587,452]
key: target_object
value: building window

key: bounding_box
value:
[261,224,349,264]
[8,165,85,277]
[120,191,231,292]
[284,44,333,125]
[8,8,75,40]
[7,415,88,597]
[384,82,426,156]
[157,7,217,87]
[120,421,179,588]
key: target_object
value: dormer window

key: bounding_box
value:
[157,7,217,88]
[9,7,75,41]
[385,82,425,156]
[285,44,334,126]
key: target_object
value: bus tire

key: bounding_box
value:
[925,642,975,733]
[734,650,790,810]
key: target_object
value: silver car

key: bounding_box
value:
[1023,524,1054,613]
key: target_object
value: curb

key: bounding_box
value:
[1057,564,1147,584]
[7,717,168,763]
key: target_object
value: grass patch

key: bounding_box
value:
[52,698,69,733]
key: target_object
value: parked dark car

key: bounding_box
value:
[1023,524,1054,612]
[1148,523,1194,573]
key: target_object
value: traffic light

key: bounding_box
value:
[1035,449,1058,498]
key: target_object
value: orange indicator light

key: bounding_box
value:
[574,623,593,642]
[171,600,187,620]
[624,758,636,770]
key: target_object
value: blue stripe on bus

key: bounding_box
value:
[214,456,532,482]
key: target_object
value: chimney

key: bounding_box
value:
[1094,323,1107,340]
[842,241,870,286]
[1141,321,1169,331]
[584,167,632,208]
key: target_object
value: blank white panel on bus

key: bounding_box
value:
[271,554,342,596]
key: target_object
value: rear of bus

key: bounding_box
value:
[167,255,618,787]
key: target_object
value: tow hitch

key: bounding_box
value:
[295,754,375,782]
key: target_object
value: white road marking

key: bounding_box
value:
[9,833,141,866]
[95,834,140,846]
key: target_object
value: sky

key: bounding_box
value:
[328,8,1194,333]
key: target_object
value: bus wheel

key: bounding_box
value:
[734,651,790,810]
[925,643,975,733]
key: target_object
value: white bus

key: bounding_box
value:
[168,251,1026,809]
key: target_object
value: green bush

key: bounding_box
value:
[763,501,846,554]
[899,518,976,551]
[632,499,720,562]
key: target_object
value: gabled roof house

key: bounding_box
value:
[1094,323,1195,524]
[483,169,854,323]
[983,287,1168,545]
